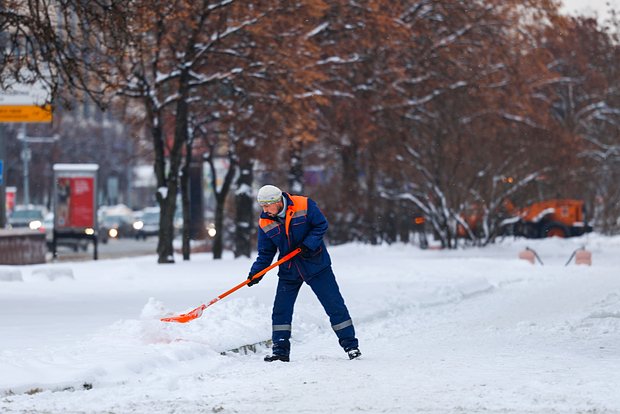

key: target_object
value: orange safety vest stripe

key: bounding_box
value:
[259,195,308,240]
[284,195,308,239]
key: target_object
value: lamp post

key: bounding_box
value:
[21,138,31,205]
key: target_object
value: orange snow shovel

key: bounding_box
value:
[161,248,302,323]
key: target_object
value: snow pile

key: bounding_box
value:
[29,267,75,281]
[0,268,22,282]
[139,297,169,319]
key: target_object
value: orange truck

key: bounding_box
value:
[504,199,592,238]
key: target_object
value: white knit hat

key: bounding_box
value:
[257,185,282,205]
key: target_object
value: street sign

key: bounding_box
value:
[0,73,52,123]
[0,105,52,123]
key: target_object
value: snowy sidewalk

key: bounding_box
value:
[1,236,619,413]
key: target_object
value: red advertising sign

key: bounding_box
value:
[5,187,16,216]
[56,176,95,228]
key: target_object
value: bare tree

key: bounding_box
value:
[540,16,620,233]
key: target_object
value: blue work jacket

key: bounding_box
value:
[250,192,332,282]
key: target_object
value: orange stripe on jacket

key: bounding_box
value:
[285,195,308,240]
[259,195,308,240]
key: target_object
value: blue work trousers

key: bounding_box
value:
[271,266,358,356]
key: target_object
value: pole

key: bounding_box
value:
[21,138,30,205]
[17,126,58,207]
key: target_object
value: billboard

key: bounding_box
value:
[53,164,99,230]
[5,187,16,216]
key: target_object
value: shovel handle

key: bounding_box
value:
[218,248,302,302]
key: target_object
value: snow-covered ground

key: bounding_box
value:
[1,234,619,413]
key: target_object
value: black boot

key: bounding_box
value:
[264,354,290,362]
[347,348,361,360]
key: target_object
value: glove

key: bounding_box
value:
[300,244,314,258]
[247,272,263,287]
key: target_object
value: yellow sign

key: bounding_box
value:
[0,105,52,123]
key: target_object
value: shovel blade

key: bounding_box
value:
[160,304,206,323]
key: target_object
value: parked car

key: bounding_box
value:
[100,214,135,239]
[133,207,160,240]
[98,204,136,240]
[8,205,46,230]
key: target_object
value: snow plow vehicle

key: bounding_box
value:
[503,199,592,239]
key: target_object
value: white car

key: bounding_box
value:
[8,205,46,230]
[133,207,160,240]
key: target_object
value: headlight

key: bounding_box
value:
[29,220,42,230]
[206,223,216,238]
[133,221,144,230]
[85,228,95,235]
[108,228,119,238]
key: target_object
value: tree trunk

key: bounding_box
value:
[398,201,410,243]
[288,136,304,194]
[212,194,225,259]
[234,158,253,258]
[180,147,191,260]
[364,149,378,245]
[150,108,175,263]
[156,71,190,263]
[337,141,361,243]
[207,148,237,260]
[157,184,178,263]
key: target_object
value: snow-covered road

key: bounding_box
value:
[1,235,619,413]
